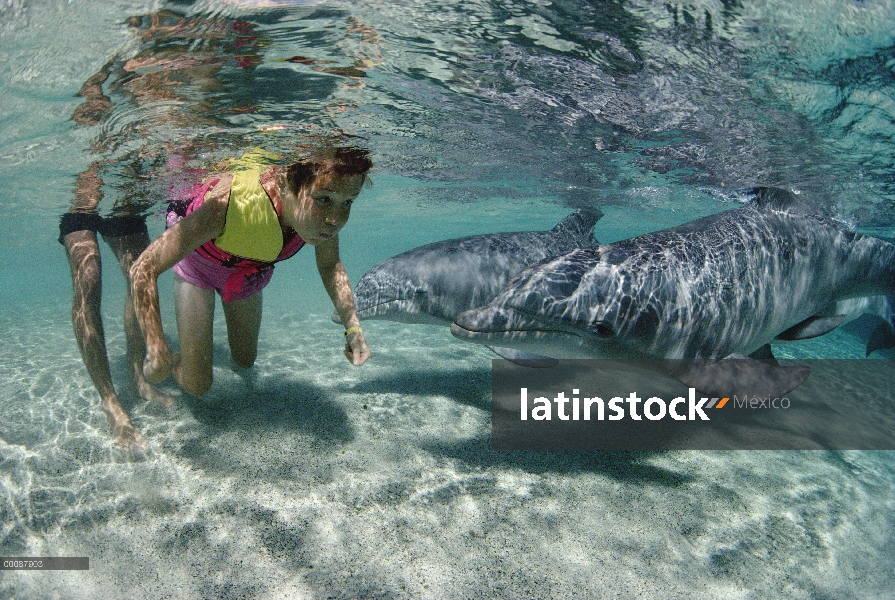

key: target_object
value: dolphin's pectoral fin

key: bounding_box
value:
[775,314,847,341]
[676,357,810,398]
[867,322,895,356]
[748,344,777,364]
[487,346,559,368]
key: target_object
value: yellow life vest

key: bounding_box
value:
[214,169,283,262]
[227,147,283,171]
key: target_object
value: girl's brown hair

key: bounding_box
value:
[285,146,373,193]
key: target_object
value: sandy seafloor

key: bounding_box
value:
[2,194,895,599]
[1,0,895,595]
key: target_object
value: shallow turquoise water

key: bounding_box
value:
[1,0,895,597]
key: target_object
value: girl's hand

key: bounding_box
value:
[344,330,370,366]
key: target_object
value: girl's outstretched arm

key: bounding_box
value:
[130,177,231,381]
[315,234,370,366]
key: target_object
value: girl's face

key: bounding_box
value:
[283,171,365,245]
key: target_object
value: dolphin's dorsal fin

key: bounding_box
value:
[551,208,603,246]
[749,187,810,212]
[775,314,847,341]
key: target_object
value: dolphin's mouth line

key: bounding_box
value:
[453,305,588,339]
[452,323,584,338]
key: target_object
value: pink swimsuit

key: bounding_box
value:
[168,178,305,302]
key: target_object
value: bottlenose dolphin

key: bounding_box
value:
[451,188,895,396]
[344,209,602,366]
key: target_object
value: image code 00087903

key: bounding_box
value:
[0,558,89,570]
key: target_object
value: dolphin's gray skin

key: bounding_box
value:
[344,209,602,366]
[451,188,895,396]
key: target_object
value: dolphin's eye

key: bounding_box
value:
[592,321,615,338]
[414,289,427,296]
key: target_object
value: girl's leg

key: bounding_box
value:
[174,273,216,396]
[222,291,263,369]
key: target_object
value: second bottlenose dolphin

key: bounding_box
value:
[344,209,602,366]
[451,188,895,395]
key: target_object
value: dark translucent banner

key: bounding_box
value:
[491,359,895,450]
